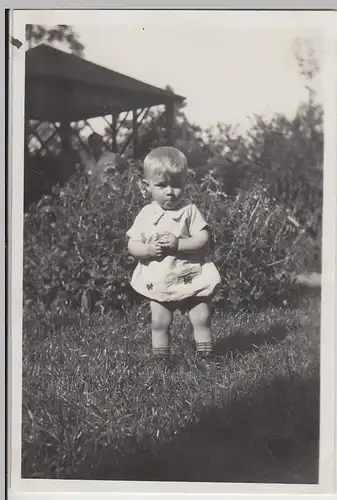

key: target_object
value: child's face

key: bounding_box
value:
[146,171,185,210]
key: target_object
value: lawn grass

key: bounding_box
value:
[21,291,320,483]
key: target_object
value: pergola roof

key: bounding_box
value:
[25,44,185,122]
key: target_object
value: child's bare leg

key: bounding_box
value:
[150,300,173,358]
[188,300,213,353]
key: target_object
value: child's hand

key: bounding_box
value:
[147,242,163,258]
[157,232,179,251]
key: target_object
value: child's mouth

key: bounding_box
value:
[164,199,175,207]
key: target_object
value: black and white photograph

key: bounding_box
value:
[8,9,337,494]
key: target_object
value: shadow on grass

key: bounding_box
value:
[213,323,288,357]
[69,371,319,484]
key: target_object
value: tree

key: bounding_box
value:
[292,37,320,104]
[291,37,323,155]
[26,24,85,57]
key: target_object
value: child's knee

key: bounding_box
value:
[189,302,211,327]
[150,302,172,331]
[151,314,171,331]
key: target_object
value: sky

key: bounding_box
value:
[24,10,328,133]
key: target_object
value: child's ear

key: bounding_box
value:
[138,178,149,199]
[142,179,151,192]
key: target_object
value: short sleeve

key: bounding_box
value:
[126,210,146,241]
[188,204,208,236]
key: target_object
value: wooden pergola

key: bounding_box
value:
[25,44,185,158]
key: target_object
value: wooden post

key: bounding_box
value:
[112,113,118,153]
[59,121,72,155]
[59,121,74,181]
[165,102,175,146]
[132,109,139,158]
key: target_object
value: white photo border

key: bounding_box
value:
[7,6,337,499]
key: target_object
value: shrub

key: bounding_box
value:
[23,158,319,318]
[23,167,145,316]
[204,105,323,238]
[24,104,323,316]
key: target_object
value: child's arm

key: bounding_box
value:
[128,239,162,260]
[178,229,210,253]
[158,229,210,254]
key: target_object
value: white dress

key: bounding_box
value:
[126,200,222,302]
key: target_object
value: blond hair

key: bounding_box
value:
[143,146,187,179]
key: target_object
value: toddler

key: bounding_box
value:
[126,147,222,368]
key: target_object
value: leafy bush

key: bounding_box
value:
[203,103,323,237]
[24,167,144,316]
[23,121,321,317]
